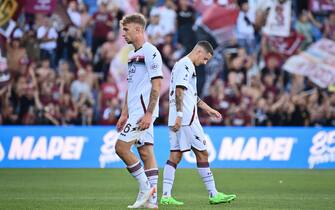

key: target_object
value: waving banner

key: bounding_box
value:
[24,0,57,14]
[197,3,239,45]
[263,0,291,37]
[283,39,335,88]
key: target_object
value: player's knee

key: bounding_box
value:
[170,152,182,164]
[115,141,126,158]
[195,150,209,162]
[139,149,150,162]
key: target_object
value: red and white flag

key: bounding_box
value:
[283,39,335,88]
[195,2,239,45]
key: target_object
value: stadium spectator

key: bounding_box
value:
[70,69,94,125]
[99,31,119,77]
[73,41,93,72]
[57,60,74,91]
[236,0,256,55]
[78,3,92,47]
[295,10,322,50]
[146,9,165,45]
[22,29,40,62]
[67,1,81,27]
[324,11,335,40]
[152,0,177,37]
[37,16,58,68]
[6,38,28,77]
[158,33,182,69]
[91,2,114,55]
[176,0,196,53]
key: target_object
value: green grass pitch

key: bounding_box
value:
[0,169,334,210]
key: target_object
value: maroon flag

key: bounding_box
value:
[24,0,57,14]
[266,31,305,56]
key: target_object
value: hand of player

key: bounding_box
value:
[207,108,222,120]
[137,112,152,131]
[171,116,182,132]
[116,114,128,132]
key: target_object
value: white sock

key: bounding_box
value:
[145,168,159,204]
[127,161,150,191]
[162,160,177,197]
[197,162,218,197]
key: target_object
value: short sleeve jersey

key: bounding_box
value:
[168,56,198,126]
[127,42,163,118]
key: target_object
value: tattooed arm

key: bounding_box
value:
[171,86,185,132]
[146,78,161,114]
[175,86,185,112]
[138,78,162,130]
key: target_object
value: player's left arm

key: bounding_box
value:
[197,96,222,119]
[138,48,163,130]
[147,78,161,114]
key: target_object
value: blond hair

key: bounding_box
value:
[120,13,147,29]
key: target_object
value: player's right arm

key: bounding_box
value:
[172,86,185,132]
[116,92,128,132]
[171,63,189,132]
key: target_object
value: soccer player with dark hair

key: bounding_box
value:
[160,41,237,205]
[115,13,163,209]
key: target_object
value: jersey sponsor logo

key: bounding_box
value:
[128,65,136,82]
[0,141,5,162]
[99,130,121,168]
[7,136,86,160]
[308,130,335,169]
[169,98,176,104]
[217,136,295,161]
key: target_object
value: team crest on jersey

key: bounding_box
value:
[183,74,188,81]
[151,63,158,70]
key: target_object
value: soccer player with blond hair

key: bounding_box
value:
[115,13,163,209]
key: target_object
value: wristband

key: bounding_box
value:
[177,111,183,118]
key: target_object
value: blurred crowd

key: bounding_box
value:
[0,0,334,126]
